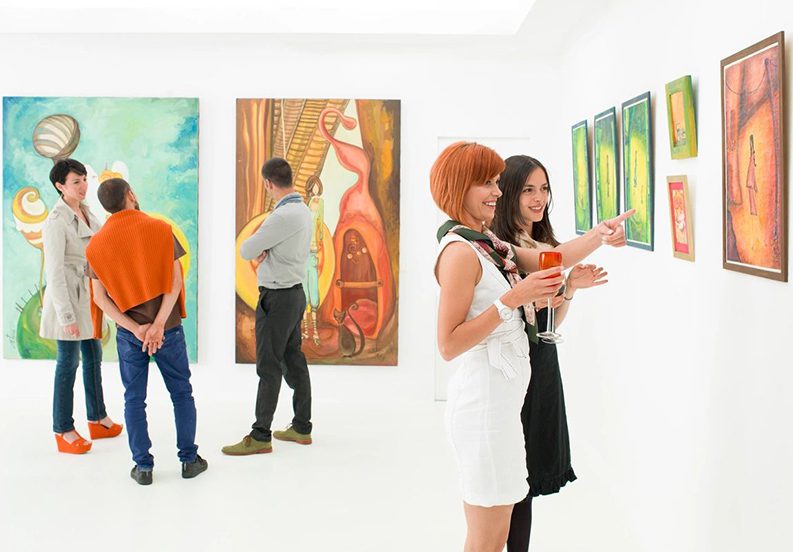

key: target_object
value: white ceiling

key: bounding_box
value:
[0,0,538,35]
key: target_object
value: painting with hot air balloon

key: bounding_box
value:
[236,98,400,365]
[721,32,787,281]
[3,97,199,360]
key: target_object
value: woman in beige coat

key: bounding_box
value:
[40,159,122,454]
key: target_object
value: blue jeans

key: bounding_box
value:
[116,325,198,470]
[53,339,106,433]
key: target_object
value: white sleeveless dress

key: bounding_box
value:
[437,234,532,507]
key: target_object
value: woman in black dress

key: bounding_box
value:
[492,155,608,551]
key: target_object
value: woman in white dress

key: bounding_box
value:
[432,142,632,551]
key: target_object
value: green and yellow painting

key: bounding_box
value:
[622,92,654,250]
[3,97,199,361]
[571,120,591,235]
[665,75,697,159]
[594,107,619,222]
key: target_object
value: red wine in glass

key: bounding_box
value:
[537,251,563,343]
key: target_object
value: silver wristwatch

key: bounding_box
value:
[493,298,514,322]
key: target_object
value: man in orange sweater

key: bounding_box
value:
[86,178,206,486]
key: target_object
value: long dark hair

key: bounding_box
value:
[492,155,559,246]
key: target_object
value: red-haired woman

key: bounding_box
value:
[432,142,631,551]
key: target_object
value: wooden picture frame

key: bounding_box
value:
[721,31,787,281]
[571,120,592,235]
[622,92,654,251]
[594,107,620,223]
[665,75,698,159]
[667,175,694,261]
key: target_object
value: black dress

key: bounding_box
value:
[522,307,576,496]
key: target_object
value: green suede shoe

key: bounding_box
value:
[273,425,312,445]
[221,435,272,456]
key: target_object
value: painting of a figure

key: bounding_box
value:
[594,108,619,222]
[3,97,199,361]
[667,175,694,261]
[721,32,787,281]
[571,120,591,235]
[622,92,654,250]
[236,99,400,365]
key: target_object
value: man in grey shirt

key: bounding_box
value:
[223,158,314,455]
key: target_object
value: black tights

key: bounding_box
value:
[506,495,533,551]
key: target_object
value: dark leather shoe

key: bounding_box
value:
[182,454,208,479]
[130,466,153,486]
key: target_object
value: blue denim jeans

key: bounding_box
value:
[53,339,106,433]
[116,325,198,470]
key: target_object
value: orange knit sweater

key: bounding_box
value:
[86,210,186,339]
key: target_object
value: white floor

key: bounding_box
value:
[0,362,469,552]
[0,361,593,552]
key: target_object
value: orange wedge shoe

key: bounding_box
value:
[55,432,92,454]
[88,421,123,440]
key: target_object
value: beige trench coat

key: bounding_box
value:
[39,197,102,341]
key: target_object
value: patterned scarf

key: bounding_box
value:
[437,220,537,340]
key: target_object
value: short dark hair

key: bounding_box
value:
[97,178,131,214]
[261,157,292,188]
[49,159,87,196]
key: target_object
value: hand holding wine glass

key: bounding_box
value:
[503,266,565,308]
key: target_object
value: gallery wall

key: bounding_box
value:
[0,1,791,550]
[521,1,793,551]
[0,36,555,406]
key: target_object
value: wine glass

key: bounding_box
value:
[536,251,564,344]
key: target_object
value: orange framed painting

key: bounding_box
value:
[666,176,694,261]
[235,99,401,365]
[721,31,787,281]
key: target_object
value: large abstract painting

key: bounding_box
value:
[3,97,199,361]
[622,92,654,251]
[594,107,619,223]
[721,32,787,281]
[236,99,400,365]
[571,120,592,235]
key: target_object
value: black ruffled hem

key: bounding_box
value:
[528,467,577,497]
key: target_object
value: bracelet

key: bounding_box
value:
[563,294,574,301]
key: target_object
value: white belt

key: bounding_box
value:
[469,324,528,381]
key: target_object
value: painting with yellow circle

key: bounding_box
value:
[236,99,401,365]
[3,97,199,361]
[622,92,654,251]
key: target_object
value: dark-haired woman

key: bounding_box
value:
[492,155,608,551]
[40,158,122,454]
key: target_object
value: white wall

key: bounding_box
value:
[0,1,791,550]
[522,1,793,551]
[0,31,551,390]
